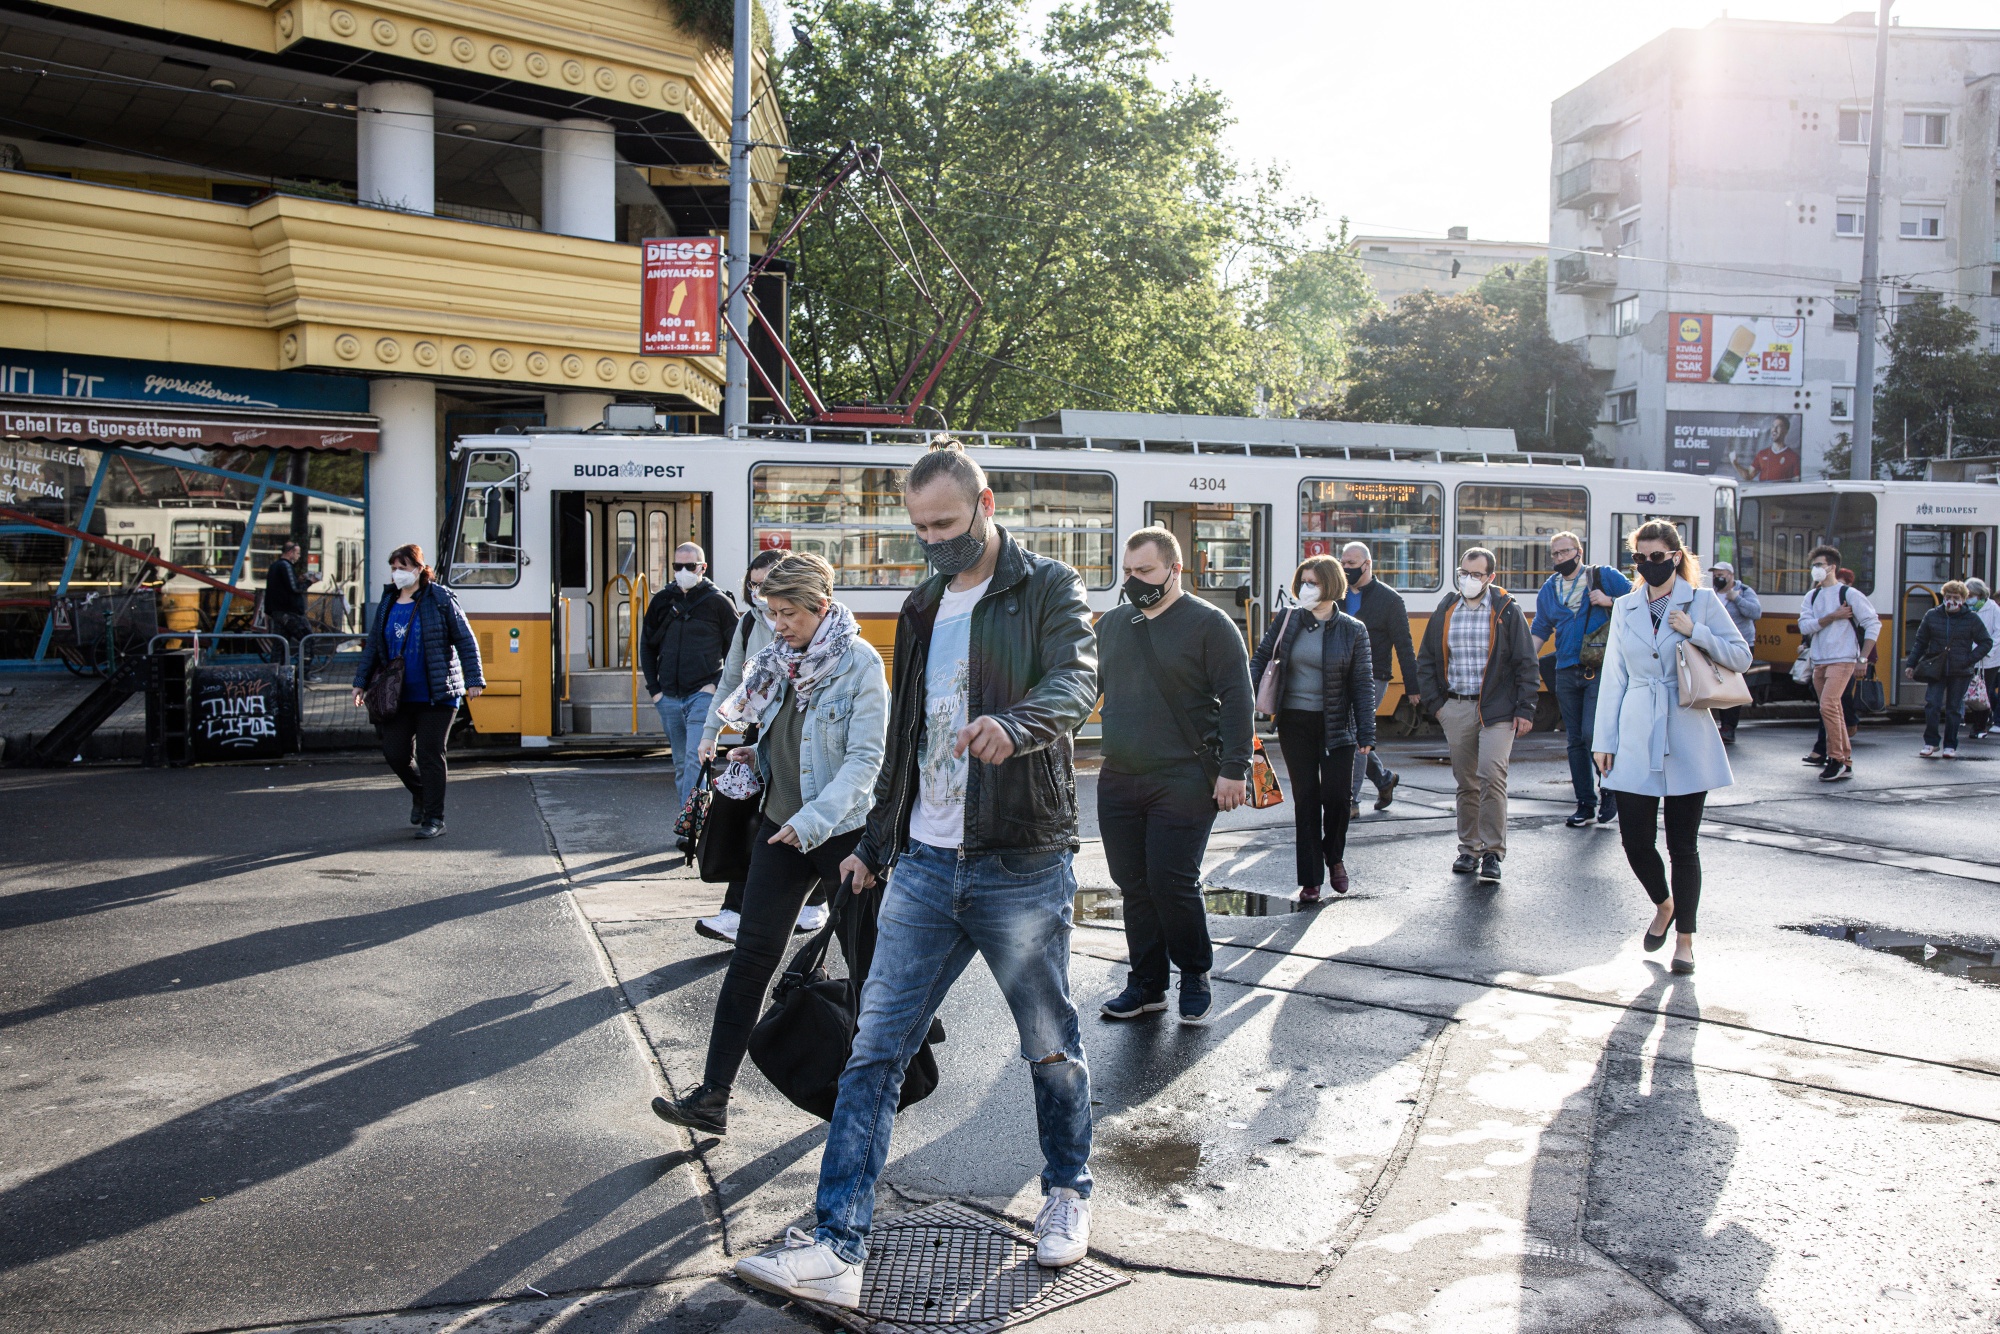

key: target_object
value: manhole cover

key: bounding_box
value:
[795,1200,1129,1334]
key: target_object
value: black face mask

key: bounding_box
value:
[1341,564,1364,586]
[1638,558,1677,587]
[1124,573,1171,609]
[919,509,989,577]
[1553,557,1579,578]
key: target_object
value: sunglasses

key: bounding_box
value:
[1634,552,1678,565]
[672,562,702,573]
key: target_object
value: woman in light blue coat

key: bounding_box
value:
[652,551,889,1136]
[1592,521,1752,976]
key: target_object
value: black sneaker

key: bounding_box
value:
[1100,982,1168,1020]
[652,1082,729,1135]
[415,818,446,840]
[1598,797,1618,824]
[1477,853,1502,885]
[1178,973,1213,1026]
[1451,852,1478,875]
[409,800,423,826]
[1565,808,1593,828]
[1373,772,1399,811]
[1819,759,1852,783]
[1801,752,1827,766]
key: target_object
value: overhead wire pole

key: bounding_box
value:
[1851,0,1893,481]
[724,0,752,432]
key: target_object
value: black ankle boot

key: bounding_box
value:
[651,1082,729,1135]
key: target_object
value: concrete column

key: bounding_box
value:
[367,379,439,608]
[357,82,435,214]
[544,392,615,430]
[541,118,617,240]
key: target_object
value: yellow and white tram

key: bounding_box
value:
[438,424,1739,742]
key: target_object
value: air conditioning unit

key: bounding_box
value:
[1587,202,1609,223]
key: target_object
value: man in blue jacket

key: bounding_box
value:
[1530,531,1630,827]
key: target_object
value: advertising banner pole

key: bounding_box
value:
[724,0,751,432]
[1851,0,1892,482]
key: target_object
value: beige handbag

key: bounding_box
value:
[1676,639,1752,710]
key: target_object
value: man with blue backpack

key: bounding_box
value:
[1531,530,1631,828]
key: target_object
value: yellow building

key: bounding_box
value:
[0,0,784,661]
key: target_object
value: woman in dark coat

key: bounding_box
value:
[1247,553,1376,900]
[351,543,484,839]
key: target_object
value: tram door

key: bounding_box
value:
[1147,502,1269,649]
[586,494,706,669]
[1893,524,1995,708]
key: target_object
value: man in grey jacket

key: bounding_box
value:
[1710,562,1761,744]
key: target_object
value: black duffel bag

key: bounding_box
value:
[748,883,944,1121]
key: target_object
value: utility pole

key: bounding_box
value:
[1850,0,1892,481]
[724,0,751,433]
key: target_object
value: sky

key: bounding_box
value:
[1147,0,2000,245]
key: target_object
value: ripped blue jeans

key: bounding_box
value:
[814,840,1092,1264]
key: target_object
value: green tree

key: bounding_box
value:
[1873,295,2000,465]
[773,0,1282,429]
[1239,220,1378,417]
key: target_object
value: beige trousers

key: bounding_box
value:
[1439,697,1517,858]
[1812,661,1859,763]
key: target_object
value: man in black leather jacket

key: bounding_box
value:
[734,443,1100,1309]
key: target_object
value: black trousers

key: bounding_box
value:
[1276,709,1356,888]
[379,700,455,821]
[721,873,827,915]
[1613,791,1707,934]
[704,819,864,1090]
[1098,764,1218,992]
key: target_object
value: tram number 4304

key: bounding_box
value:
[1188,477,1227,492]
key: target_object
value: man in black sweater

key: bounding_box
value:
[1095,526,1254,1026]
[1339,541,1419,815]
[640,541,740,801]
[263,540,317,642]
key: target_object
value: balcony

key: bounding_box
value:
[1556,159,1621,210]
[0,172,722,410]
[1567,334,1619,372]
[1553,251,1618,294]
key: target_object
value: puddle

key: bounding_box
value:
[1075,887,1308,922]
[1094,1122,1203,1191]
[1786,922,2000,987]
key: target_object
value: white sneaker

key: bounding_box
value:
[1920,745,1937,758]
[1942,748,1957,759]
[1033,1187,1091,1268]
[735,1227,862,1308]
[695,909,740,944]
[795,903,831,933]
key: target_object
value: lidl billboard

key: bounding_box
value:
[1667,315,1803,386]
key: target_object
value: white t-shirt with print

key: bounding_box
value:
[909,576,992,848]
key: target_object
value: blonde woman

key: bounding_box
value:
[1592,521,1751,976]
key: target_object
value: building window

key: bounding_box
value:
[1838,108,1870,144]
[1830,384,1854,422]
[1609,389,1638,423]
[1298,480,1444,591]
[1455,484,1591,591]
[1902,112,1946,147]
[1611,295,1640,336]
[749,464,1115,588]
[1834,200,1865,237]
[1617,216,1640,249]
[1832,289,1860,331]
[447,449,521,588]
[1899,203,1944,240]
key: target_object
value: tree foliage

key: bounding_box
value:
[773,0,1355,429]
[1310,259,1602,457]
[1874,296,2000,464]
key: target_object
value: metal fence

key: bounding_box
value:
[297,633,374,750]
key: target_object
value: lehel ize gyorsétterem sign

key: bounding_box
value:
[641,238,722,356]
[1667,315,1804,386]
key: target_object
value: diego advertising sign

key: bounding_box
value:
[641,238,722,356]
[1666,411,1803,481]
[1668,315,1803,386]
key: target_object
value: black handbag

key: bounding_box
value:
[694,776,762,883]
[363,656,404,725]
[748,885,943,1121]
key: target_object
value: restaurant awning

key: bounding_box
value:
[0,394,379,452]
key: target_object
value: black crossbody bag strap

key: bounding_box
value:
[1132,613,1221,784]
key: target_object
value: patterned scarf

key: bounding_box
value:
[719,599,859,723]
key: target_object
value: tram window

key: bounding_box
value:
[1739,492,1876,595]
[171,519,243,574]
[648,512,668,590]
[1298,479,1443,591]
[448,449,521,588]
[1455,484,1590,592]
[751,464,1115,588]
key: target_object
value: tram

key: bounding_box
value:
[1739,479,2000,711]
[436,423,1739,742]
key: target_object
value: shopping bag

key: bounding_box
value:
[1248,735,1285,809]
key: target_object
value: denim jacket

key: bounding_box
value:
[748,637,889,851]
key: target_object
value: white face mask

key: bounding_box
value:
[1457,572,1487,600]
[1296,582,1320,609]
[674,567,701,591]
[1811,563,1835,586]
[390,568,417,590]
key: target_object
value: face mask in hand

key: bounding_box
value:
[1456,573,1487,600]
[390,568,418,590]
[919,509,989,577]
[1553,557,1579,578]
[1124,573,1171,609]
[1295,582,1321,610]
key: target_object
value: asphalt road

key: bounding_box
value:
[2,717,1998,1333]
